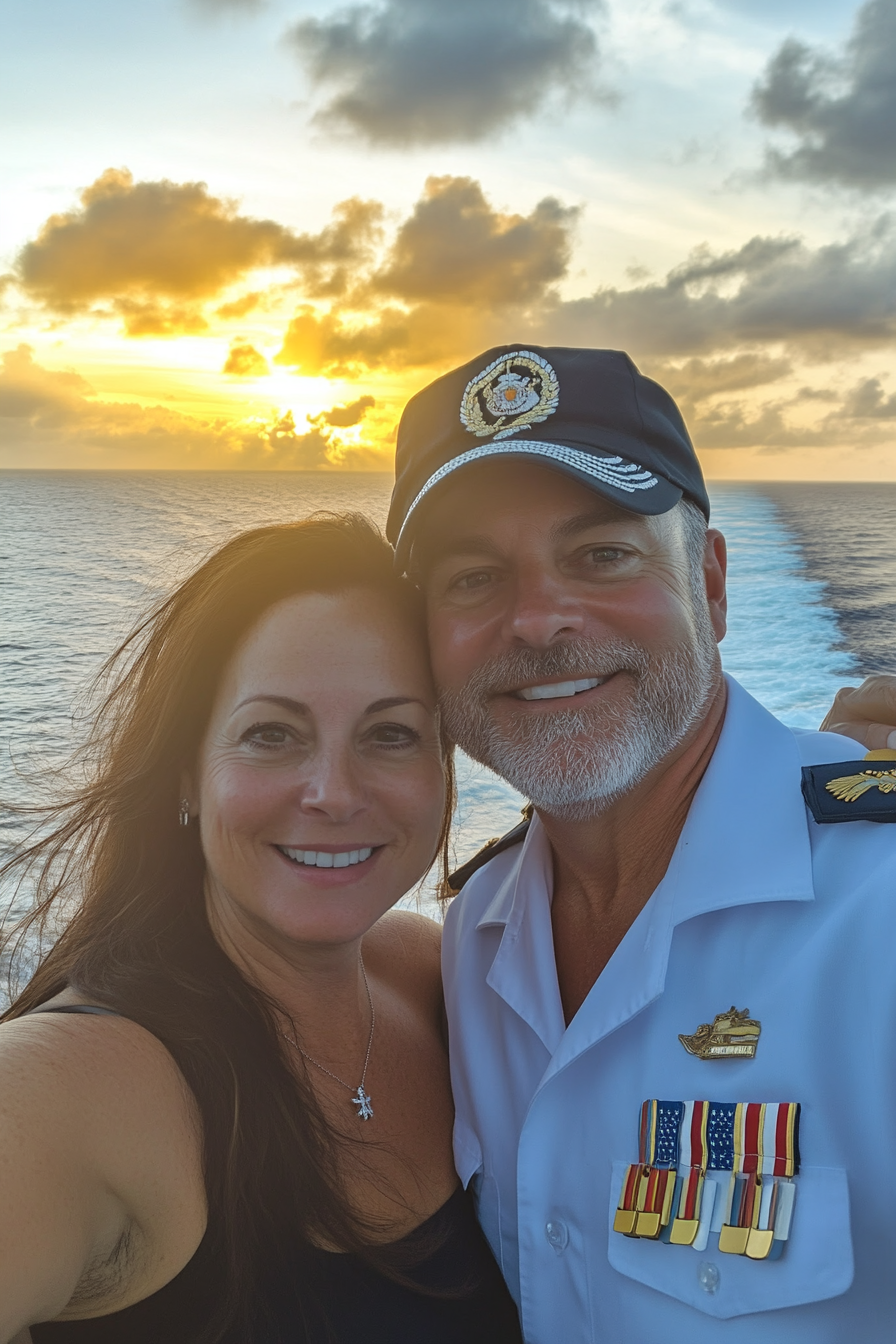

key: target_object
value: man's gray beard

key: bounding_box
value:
[439,621,719,821]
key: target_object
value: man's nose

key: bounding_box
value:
[502,572,586,648]
[298,747,367,823]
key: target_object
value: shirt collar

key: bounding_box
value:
[476,674,816,936]
[665,674,815,925]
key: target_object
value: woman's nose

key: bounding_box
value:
[297,747,367,822]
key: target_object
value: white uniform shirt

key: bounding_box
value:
[442,677,896,1341]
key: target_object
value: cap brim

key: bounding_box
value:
[394,440,682,568]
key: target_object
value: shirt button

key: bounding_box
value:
[545,1219,569,1253]
[698,1261,720,1294]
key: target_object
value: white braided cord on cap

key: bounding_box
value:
[395,440,661,558]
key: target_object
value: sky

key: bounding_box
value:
[1,0,895,478]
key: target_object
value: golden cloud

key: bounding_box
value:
[275,176,579,375]
[223,339,270,377]
[13,169,384,335]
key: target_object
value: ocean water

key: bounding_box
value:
[1,471,894,934]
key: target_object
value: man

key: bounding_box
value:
[385,346,896,1341]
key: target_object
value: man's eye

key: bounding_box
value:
[450,570,493,592]
[582,547,627,565]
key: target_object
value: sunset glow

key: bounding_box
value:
[2,0,895,478]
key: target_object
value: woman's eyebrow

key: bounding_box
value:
[365,697,427,714]
[232,695,427,716]
[233,694,310,715]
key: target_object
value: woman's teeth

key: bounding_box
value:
[517,676,605,702]
[279,846,374,868]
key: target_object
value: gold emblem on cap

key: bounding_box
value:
[460,350,559,441]
[679,1007,760,1060]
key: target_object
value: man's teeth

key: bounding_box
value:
[280,846,374,868]
[517,677,605,702]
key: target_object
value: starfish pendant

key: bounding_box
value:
[352,1086,374,1120]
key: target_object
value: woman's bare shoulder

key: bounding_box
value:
[0,1001,203,1204]
[364,910,443,1001]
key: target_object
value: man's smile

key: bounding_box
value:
[514,675,612,703]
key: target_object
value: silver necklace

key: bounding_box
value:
[280,954,375,1121]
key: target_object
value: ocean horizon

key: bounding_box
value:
[2,470,894,937]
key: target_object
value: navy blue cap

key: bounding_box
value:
[386,344,709,567]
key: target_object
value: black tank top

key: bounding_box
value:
[29,1006,522,1344]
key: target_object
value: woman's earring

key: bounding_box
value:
[179,799,190,827]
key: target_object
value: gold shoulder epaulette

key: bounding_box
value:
[801,749,896,825]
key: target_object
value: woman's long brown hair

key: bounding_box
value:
[0,513,456,1340]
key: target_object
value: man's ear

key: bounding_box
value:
[704,529,727,642]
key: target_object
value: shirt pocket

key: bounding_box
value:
[606,1159,854,1320]
[454,1119,503,1267]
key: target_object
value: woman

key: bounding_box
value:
[0,516,522,1343]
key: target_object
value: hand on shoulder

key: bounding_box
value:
[820,673,896,751]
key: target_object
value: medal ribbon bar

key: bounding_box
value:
[616,1100,800,1257]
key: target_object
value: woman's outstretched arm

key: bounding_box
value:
[0,1012,204,1342]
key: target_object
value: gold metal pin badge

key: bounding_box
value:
[679,1007,761,1060]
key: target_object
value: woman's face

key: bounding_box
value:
[192,588,446,953]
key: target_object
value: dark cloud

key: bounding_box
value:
[223,340,270,376]
[752,0,896,190]
[0,346,380,468]
[286,0,606,146]
[840,375,896,418]
[373,176,574,304]
[276,176,578,374]
[651,353,793,402]
[310,394,375,427]
[537,218,896,357]
[14,169,383,333]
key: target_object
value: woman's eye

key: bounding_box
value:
[242,723,294,750]
[368,723,420,750]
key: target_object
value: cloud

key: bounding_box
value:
[373,176,574,304]
[276,175,578,374]
[0,344,93,422]
[536,217,896,357]
[651,353,793,402]
[0,345,383,469]
[286,0,607,146]
[270,180,896,448]
[839,375,896,418]
[223,339,270,376]
[310,394,375,427]
[751,0,896,190]
[217,291,263,319]
[13,169,384,333]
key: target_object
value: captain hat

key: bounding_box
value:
[386,344,709,569]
